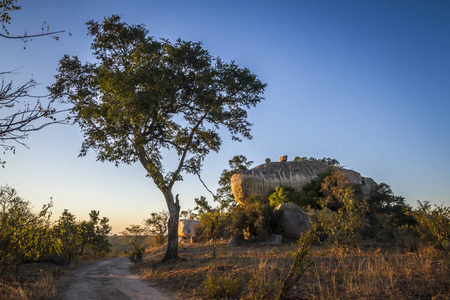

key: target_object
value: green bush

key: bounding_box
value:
[0,186,54,276]
[269,186,303,207]
[267,168,335,211]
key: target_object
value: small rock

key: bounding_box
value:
[227,234,245,247]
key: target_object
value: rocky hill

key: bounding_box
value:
[231,160,377,205]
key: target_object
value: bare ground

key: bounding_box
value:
[60,257,172,300]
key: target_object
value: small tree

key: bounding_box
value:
[0,185,52,276]
[121,224,149,263]
[144,211,169,246]
[267,168,335,210]
[49,15,266,261]
[406,201,450,254]
[369,183,413,226]
[314,171,368,247]
[54,209,80,263]
[216,155,253,211]
[268,186,303,207]
[79,210,111,256]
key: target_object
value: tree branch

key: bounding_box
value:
[0,30,65,39]
[168,112,208,190]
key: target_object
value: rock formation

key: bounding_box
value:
[231,160,376,205]
[274,203,311,240]
[178,219,201,238]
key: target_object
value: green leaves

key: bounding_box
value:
[49,15,266,192]
[0,0,21,35]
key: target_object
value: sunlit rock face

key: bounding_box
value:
[231,160,376,205]
[178,219,201,238]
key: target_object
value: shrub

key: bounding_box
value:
[202,265,241,299]
[200,210,232,258]
[279,229,316,299]
[230,196,275,241]
[269,186,303,207]
[0,186,53,276]
[267,168,335,211]
[406,201,450,254]
[314,171,369,247]
[144,211,168,247]
[368,183,413,226]
[121,225,149,263]
[128,248,145,263]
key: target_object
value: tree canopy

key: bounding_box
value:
[49,15,266,261]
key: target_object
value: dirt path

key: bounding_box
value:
[61,257,172,300]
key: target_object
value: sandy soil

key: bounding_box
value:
[61,257,172,300]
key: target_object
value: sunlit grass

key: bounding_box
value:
[137,242,450,299]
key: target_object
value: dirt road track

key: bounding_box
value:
[61,257,172,300]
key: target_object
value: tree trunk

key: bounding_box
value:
[162,192,180,262]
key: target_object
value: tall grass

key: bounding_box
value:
[137,242,450,299]
[0,274,57,300]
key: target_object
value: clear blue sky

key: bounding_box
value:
[1,0,449,233]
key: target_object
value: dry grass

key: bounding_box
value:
[0,257,104,300]
[0,263,60,300]
[136,242,450,299]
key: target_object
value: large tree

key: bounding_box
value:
[49,15,266,261]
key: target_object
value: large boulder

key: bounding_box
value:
[231,160,372,205]
[274,203,311,240]
[178,219,201,238]
[361,177,378,200]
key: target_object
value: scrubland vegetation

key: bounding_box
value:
[1,154,449,299]
[134,156,450,299]
[137,241,449,299]
[1,3,448,298]
[0,185,112,299]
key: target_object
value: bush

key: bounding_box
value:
[230,196,275,241]
[0,186,53,276]
[314,171,368,247]
[279,229,316,299]
[202,265,241,299]
[128,248,145,264]
[268,186,303,207]
[406,201,450,254]
[267,168,335,211]
[121,225,149,263]
[368,183,413,226]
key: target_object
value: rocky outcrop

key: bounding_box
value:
[178,219,201,238]
[361,177,378,200]
[231,160,376,205]
[274,203,311,240]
